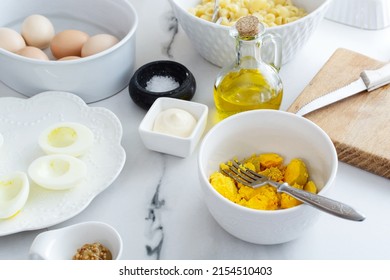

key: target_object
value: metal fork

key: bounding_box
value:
[221,161,365,221]
[211,0,220,23]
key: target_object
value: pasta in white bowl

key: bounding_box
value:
[190,0,307,27]
[168,0,331,66]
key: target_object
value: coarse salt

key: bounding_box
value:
[145,75,180,93]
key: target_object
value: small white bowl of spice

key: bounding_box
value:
[29,221,122,260]
[139,97,208,158]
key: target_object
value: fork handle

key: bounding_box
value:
[278,183,365,221]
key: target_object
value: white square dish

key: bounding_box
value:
[138,97,208,158]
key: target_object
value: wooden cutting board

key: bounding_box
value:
[287,48,390,179]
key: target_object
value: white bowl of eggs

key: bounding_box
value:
[0,0,138,103]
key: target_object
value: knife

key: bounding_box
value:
[295,63,390,116]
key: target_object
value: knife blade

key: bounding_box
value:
[295,63,390,116]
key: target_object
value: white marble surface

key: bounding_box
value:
[0,0,390,260]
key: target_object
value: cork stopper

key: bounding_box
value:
[235,16,260,37]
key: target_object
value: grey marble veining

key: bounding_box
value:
[145,157,166,260]
[161,11,179,58]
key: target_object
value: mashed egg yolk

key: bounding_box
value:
[210,153,318,210]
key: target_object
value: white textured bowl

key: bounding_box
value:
[198,110,338,244]
[0,0,138,103]
[326,0,390,30]
[139,97,208,158]
[169,0,331,67]
[29,221,123,260]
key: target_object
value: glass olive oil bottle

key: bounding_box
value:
[213,16,283,120]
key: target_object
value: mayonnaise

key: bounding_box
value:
[153,108,197,138]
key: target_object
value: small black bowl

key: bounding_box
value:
[128,60,196,110]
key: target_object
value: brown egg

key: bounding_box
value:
[58,56,80,61]
[50,30,89,59]
[0,27,26,53]
[17,46,49,60]
[81,34,119,57]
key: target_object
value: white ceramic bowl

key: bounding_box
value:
[29,221,123,260]
[326,0,390,30]
[198,110,338,244]
[139,97,208,158]
[0,0,138,103]
[169,0,331,67]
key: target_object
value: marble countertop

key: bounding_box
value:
[1,0,390,260]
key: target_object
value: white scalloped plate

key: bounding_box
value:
[0,91,126,236]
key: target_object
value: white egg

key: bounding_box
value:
[38,122,94,157]
[17,46,50,60]
[0,171,30,219]
[21,14,55,49]
[81,34,119,57]
[0,27,26,53]
[28,154,87,190]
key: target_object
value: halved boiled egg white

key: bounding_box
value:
[28,154,87,190]
[0,171,30,219]
[38,122,94,157]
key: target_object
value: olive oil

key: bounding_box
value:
[214,68,283,119]
[212,16,283,121]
